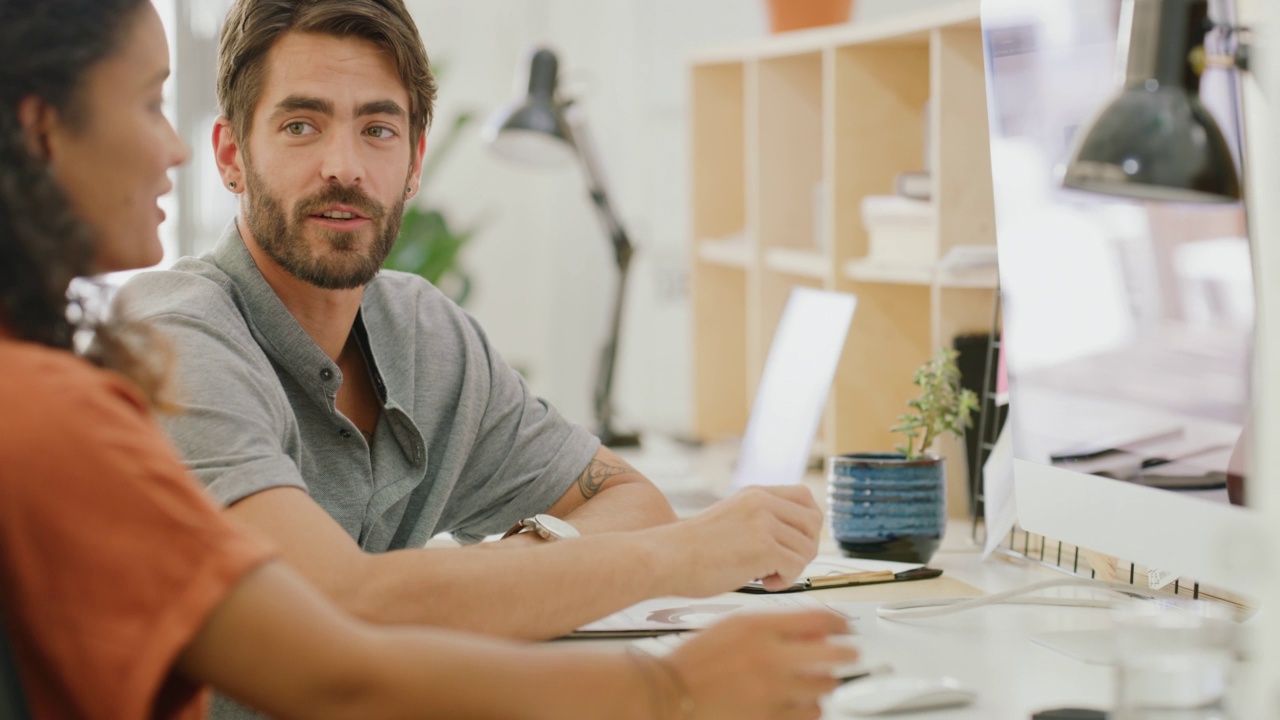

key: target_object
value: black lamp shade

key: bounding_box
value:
[1062,0,1242,203]
[483,48,576,166]
[1063,85,1241,203]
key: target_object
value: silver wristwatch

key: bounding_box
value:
[503,513,581,541]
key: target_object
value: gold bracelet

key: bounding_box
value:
[625,648,695,720]
[651,655,696,719]
[624,648,666,720]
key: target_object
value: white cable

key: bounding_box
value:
[876,578,1170,621]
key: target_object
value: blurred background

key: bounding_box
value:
[148,0,958,435]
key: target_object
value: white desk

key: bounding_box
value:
[614,438,1124,718]
[807,528,1116,718]
[557,523,1120,718]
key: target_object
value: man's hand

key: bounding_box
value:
[655,486,824,596]
[223,477,819,638]
[667,610,856,720]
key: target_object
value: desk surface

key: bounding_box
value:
[559,524,1118,718]
[813,528,1115,718]
[611,437,1121,718]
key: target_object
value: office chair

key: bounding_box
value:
[0,618,29,720]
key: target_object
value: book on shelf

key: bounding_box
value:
[866,227,938,266]
[696,231,751,267]
[861,195,937,265]
[938,244,999,270]
[846,245,999,286]
[861,194,935,225]
[895,171,932,201]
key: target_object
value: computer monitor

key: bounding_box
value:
[982,0,1261,597]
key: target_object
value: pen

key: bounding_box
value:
[837,663,893,684]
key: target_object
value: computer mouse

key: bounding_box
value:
[830,675,976,716]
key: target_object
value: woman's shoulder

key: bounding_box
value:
[0,339,197,520]
[0,339,148,443]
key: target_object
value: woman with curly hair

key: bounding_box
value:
[0,1,855,718]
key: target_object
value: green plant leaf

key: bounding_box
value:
[890,348,976,457]
[386,203,476,306]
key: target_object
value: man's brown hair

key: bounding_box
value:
[217,0,436,148]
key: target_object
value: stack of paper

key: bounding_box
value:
[861,195,937,267]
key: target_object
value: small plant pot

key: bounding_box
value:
[765,0,855,33]
[828,452,946,564]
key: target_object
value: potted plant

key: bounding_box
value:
[765,0,854,33]
[829,349,980,563]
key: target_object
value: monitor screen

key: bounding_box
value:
[983,0,1257,592]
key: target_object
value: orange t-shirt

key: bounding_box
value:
[0,335,274,719]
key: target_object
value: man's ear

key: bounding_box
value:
[16,96,57,161]
[406,131,427,196]
[213,116,244,192]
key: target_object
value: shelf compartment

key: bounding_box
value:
[756,52,826,252]
[764,247,828,279]
[691,63,747,242]
[932,25,996,255]
[843,258,997,289]
[696,236,752,269]
[692,262,750,440]
[831,43,931,268]
[829,283,932,455]
[688,1,979,65]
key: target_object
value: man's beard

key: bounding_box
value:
[242,161,404,290]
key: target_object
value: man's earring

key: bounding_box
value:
[406,186,413,197]
[229,181,237,190]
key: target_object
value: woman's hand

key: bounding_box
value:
[667,610,858,720]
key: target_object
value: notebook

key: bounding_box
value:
[666,288,857,513]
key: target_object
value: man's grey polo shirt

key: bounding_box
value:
[122,221,600,550]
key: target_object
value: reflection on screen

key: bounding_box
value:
[984,0,1252,505]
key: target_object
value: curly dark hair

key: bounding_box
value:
[0,0,171,406]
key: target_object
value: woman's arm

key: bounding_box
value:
[175,561,855,720]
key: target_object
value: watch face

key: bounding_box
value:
[533,514,580,540]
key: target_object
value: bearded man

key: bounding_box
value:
[123,0,822,664]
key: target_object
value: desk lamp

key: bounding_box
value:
[1062,0,1248,203]
[484,48,640,447]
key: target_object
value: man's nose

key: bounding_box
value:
[319,132,365,187]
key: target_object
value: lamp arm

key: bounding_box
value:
[564,106,635,270]
[563,106,637,445]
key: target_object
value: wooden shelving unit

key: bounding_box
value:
[689,1,997,516]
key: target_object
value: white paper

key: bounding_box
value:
[733,288,856,489]
[982,423,1018,559]
[575,594,828,635]
[800,556,924,577]
[1148,568,1178,590]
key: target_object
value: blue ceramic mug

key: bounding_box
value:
[827,452,946,564]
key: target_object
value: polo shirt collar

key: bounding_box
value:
[207,221,423,431]
[210,221,343,407]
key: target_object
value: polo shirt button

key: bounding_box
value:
[340,429,352,439]
[320,368,334,381]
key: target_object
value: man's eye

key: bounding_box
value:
[285,122,313,136]
[367,126,393,139]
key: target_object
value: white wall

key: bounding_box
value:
[160,0,967,432]
[407,0,962,435]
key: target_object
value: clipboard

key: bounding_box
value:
[737,566,943,594]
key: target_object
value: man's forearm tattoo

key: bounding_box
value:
[577,458,631,499]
